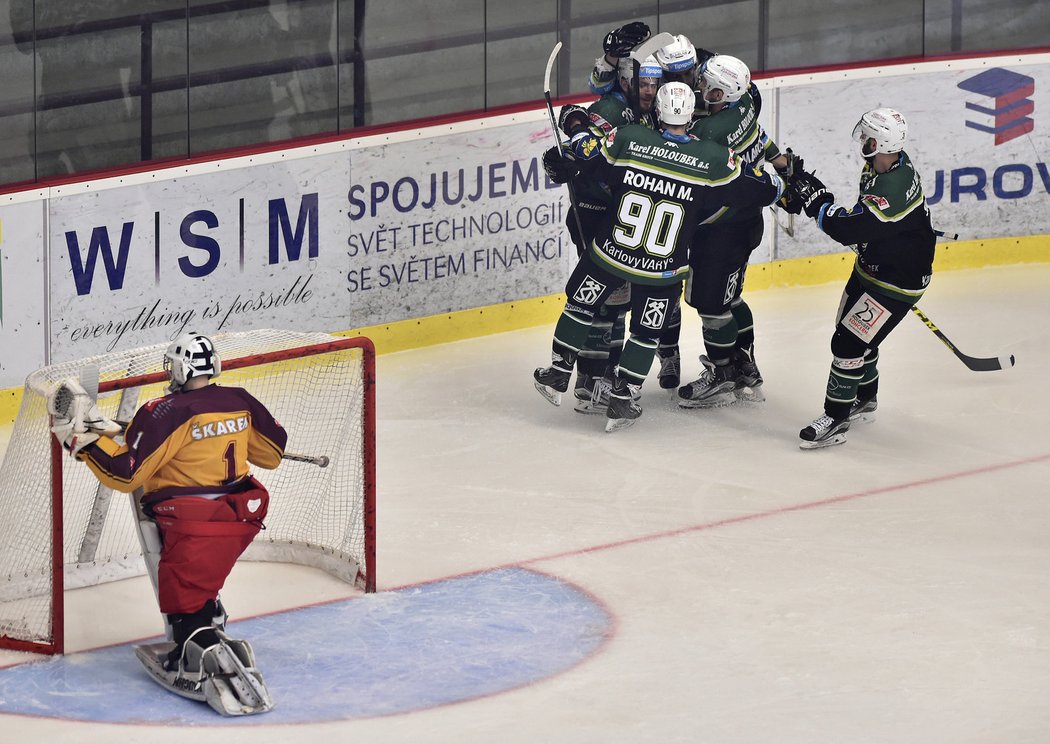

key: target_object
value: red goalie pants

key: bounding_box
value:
[150,484,269,615]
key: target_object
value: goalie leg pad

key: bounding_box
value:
[135,629,274,715]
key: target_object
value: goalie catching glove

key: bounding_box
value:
[47,377,123,456]
[602,21,650,59]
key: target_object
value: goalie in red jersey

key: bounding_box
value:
[48,332,287,716]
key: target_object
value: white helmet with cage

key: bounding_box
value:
[655,82,695,126]
[698,54,751,105]
[654,34,697,76]
[163,332,221,390]
[852,108,908,156]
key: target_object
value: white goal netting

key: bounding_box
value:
[0,330,375,653]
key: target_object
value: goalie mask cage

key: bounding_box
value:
[0,330,376,655]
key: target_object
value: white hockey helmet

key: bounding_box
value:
[618,54,663,83]
[654,34,697,79]
[852,108,907,156]
[698,55,751,105]
[655,82,695,126]
[163,332,221,390]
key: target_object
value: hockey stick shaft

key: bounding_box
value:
[543,42,590,253]
[111,416,330,465]
[909,305,1015,372]
[282,451,330,467]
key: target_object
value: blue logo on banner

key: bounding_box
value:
[957,68,1035,145]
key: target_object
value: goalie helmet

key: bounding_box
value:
[654,34,697,82]
[698,55,750,105]
[852,108,907,156]
[655,82,695,127]
[164,332,221,390]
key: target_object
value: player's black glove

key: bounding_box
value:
[558,104,590,138]
[542,145,579,185]
[775,148,804,177]
[602,21,650,58]
[791,170,835,219]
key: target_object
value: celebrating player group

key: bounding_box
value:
[534,22,937,449]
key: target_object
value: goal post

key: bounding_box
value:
[0,330,376,655]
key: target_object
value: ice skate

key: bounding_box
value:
[798,414,850,449]
[656,347,681,389]
[733,345,765,403]
[136,627,273,716]
[848,396,878,424]
[534,365,571,406]
[678,357,737,408]
[605,378,642,432]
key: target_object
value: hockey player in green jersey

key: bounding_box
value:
[780,108,936,449]
[534,83,785,432]
[678,55,793,408]
[543,55,663,411]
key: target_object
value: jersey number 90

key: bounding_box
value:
[612,193,685,258]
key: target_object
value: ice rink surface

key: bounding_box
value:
[1,263,1048,743]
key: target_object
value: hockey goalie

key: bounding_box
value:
[47,332,288,716]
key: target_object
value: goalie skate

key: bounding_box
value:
[135,629,274,716]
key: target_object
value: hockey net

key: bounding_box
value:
[0,330,376,654]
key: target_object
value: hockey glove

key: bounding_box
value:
[558,104,591,138]
[777,189,803,215]
[51,415,101,458]
[47,377,123,437]
[602,21,650,58]
[775,148,804,178]
[791,170,835,219]
[542,145,579,185]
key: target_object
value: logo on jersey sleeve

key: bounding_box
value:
[573,275,607,305]
[861,193,890,210]
[640,297,669,330]
[581,138,599,157]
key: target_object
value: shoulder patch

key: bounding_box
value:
[861,193,890,210]
[607,129,617,146]
[581,138,599,157]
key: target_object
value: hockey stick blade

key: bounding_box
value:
[628,32,676,63]
[910,306,1015,372]
[283,451,330,467]
[543,41,561,95]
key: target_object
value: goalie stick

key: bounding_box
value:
[107,417,329,467]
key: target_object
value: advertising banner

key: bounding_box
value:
[774,61,1050,259]
[0,198,48,388]
[47,118,572,362]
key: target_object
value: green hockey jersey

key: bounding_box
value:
[579,124,783,285]
[816,152,936,301]
[689,91,780,223]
